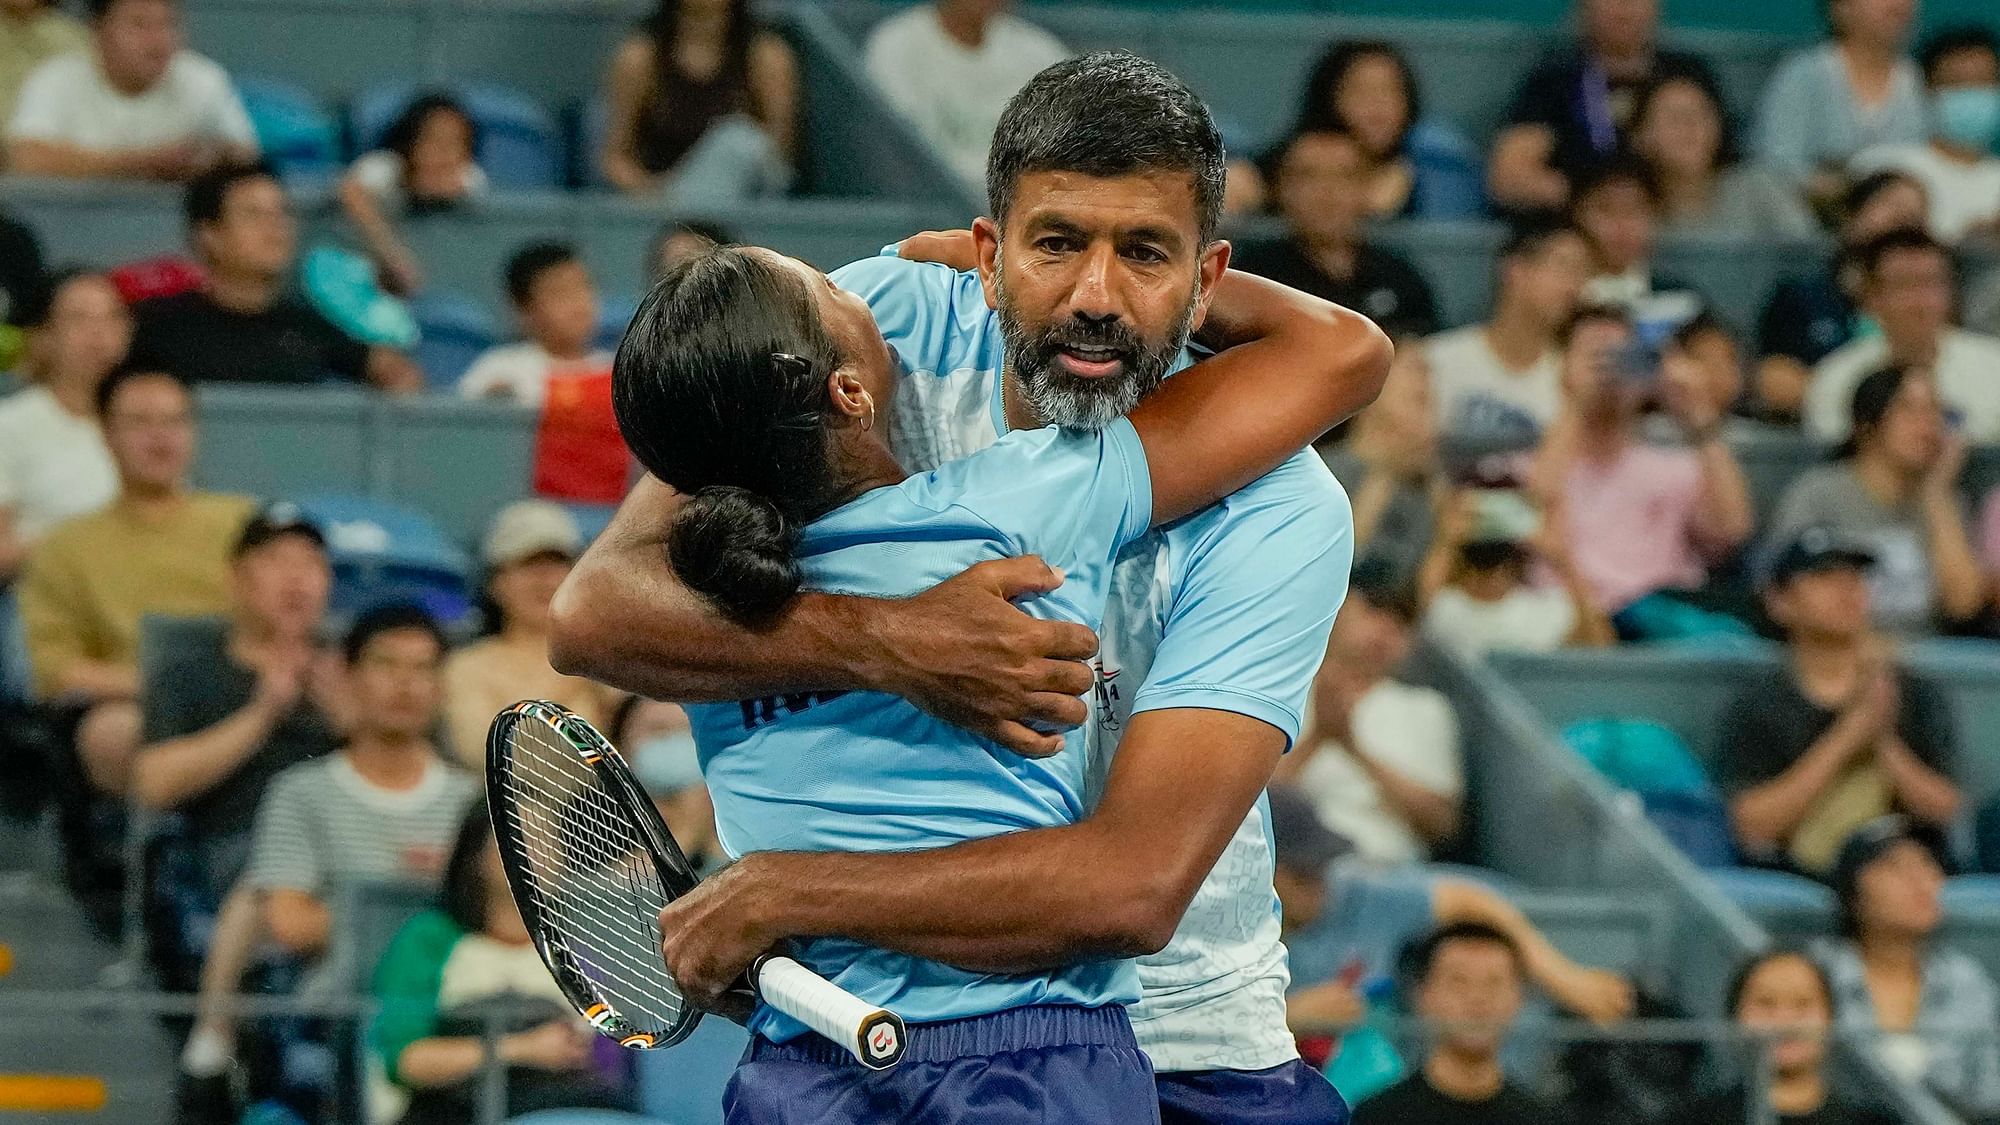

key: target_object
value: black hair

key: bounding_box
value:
[612,247,849,622]
[380,91,482,167]
[1672,309,1737,352]
[439,803,498,934]
[644,0,753,112]
[987,51,1227,244]
[1840,363,1924,461]
[1559,302,1634,348]
[504,242,581,308]
[342,603,447,665]
[1400,921,1523,989]
[89,0,165,20]
[1630,67,1743,171]
[1570,153,1662,212]
[1853,225,1951,280]
[19,266,113,330]
[1918,25,2000,85]
[94,364,189,418]
[1725,948,1837,1018]
[1294,40,1421,154]
[184,161,280,231]
[1499,217,1583,265]
[1349,557,1417,622]
[1845,169,1926,225]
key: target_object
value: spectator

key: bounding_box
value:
[1568,157,1701,312]
[1755,0,1926,207]
[0,0,86,129]
[1275,565,1462,867]
[456,244,610,406]
[1350,923,1566,1125]
[338,93,487,297]
[1538,305,1755,629]
[372,805,641,1124]
[441,501,614,767]
[1233,130,1442,339]
[864,0,1065,192]
[1852,27,2000,246]
[19,367,254,791]
[648,218,729,283]
[1290,40,1483,220]
[1721,531,1960,875]
[1673,311,1750,425]
[128,164,420,392]
[1667,949,1896,1125]
[1813,817,2000,1118]
[246,605,478,988]
[1756,170,1929,420]
[602,0,795,205]
[1487,0,1721,213]
[1775,369,1986,635]
[1628,70,1820,239]
[1425,222,1592,446]
[4,0,256,181]
[0,205,44,335]
[1806,229,2000,442]
[1323,341,1441,594]
[1419,486,1614,657]
[613,695,720,876]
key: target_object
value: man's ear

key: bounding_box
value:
[1188,239,1232,335]
[973,217,1003,312]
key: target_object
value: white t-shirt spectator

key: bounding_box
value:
[1293,680,1462,867]
[1852,144,2000,245]
[6,49,257,156]
[1806,329,2000,442]
[0,385,116,543]
[864,4,1067,190]
[1422,325,1564,445]
[456,342,613,407]
[347,149,488,206]
[1423,584,1576,658]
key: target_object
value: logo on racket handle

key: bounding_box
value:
[858,1012,906,1069]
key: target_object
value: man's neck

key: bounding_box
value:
[1482,307,1553,373]
[1655,168,1712,216]
[96,54,159,98]
[541,338,593,364]
[45,372,98,418]
[1001,371,1044,433]
[1853,448,1919,507]
[1841,37,1901,77]
[205,271,280,315]
[1591,41,1653,80]
[1882,326,1944,369]
[933,1,988,50]
[1770,1069,1828,1116]
[1301,234,1359,284]
[118,480,187,518]
[1425,1047,1505,1102]
[344,736,433,790]
[1862,934,1924,976]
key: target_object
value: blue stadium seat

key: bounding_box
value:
[352,83,566,190]
[236,77,342,182]
[295,494,474,626]
[408,292,499,392]
[1708,867,1836,947]
[1944,876,2000,913]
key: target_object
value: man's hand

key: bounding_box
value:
[870,557,1099,757]
[252,646,312,715]
[1545,964,1637,1026]
[658,854,787,1012]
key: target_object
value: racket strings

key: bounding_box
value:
[501,718,689,1033]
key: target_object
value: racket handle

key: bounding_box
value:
[754,955,907,1070]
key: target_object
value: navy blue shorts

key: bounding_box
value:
[1155,1060,1350,1125]
[724,1004,1159,1125]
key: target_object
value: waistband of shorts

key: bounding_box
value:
[750,1003,1136,1065]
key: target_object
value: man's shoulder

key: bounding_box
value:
[864,6,934,51]
[0,385,52,430]
[1166,450,1350,557]
[163,51,234,94]
[19,48,92,92]
[1947,328,2000,364]
[188,492,257,529]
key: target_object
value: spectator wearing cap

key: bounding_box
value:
[19,366,255,793]
[1754,0,1927,207]
[1275,566,1463,868]
[1807,229,2000,444]
[1851,27,2000,247]
[1719,531,1960,878]
[1811,816,2000,1117]
[442,501,615,767]
[0,0,86,137]
[1418,482,1613,658]
[4,0,256,181]
[612,694,719,876]
[1772,366,1985,635]
[1267,783,1633,1073]
[456,244,612,407]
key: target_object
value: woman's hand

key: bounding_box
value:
[897,230,981,273]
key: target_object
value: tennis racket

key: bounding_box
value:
[486,699,907,1069]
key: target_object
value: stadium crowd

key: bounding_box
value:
[4,0,2000,1122]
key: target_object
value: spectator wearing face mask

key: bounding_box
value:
[1852,27,2000,246]
[614,695,720,876]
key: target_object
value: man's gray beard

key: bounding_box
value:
[996,278,1198,430]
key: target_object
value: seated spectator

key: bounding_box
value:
[1569,157,1702,312]
[373,805,641,1124]
[1756,171,1930,421]
[338,93,487,298]
[1852,27,2000,246]
[1323,341,1441,594]
[456,244,610,406]
[1756,0,1926,210]
[614,695,720,876]
[1275,565,1462,867]
[129,164,422,392]
[648,218,729,283]
[603,0,795,205]
[1721,533,1960,875]
[1539,305,1755,630]
[1419,486,1613,657]
[1813,817,2000,1118]
[863,0,1063,192]
[20,367,254,792]
[0,0,86,128]
[1350,922,1568,1125]
[1668,949,1896,1125]
[4,0,256,181]
[1233,130,1441,339]
[1487,0,1721,213]
[1425,222,1592,446]
[1289,40,1483,221]
[1776,369,1986,634]
[1673,311,1750,425]
[442,501,614,766]
[1629,69,1820,239]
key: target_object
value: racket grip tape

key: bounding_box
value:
[754,955,907,1070]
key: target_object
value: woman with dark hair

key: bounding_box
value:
[1765,365,1985,635]
[601,0,795,204]
[1292,40,1482,220]
[371,805,644,1125]
[339,93,486,295]
[1628,70,1819,238]
[1810,817,2000,1118]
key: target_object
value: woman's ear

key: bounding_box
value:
[826,369,875,426]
